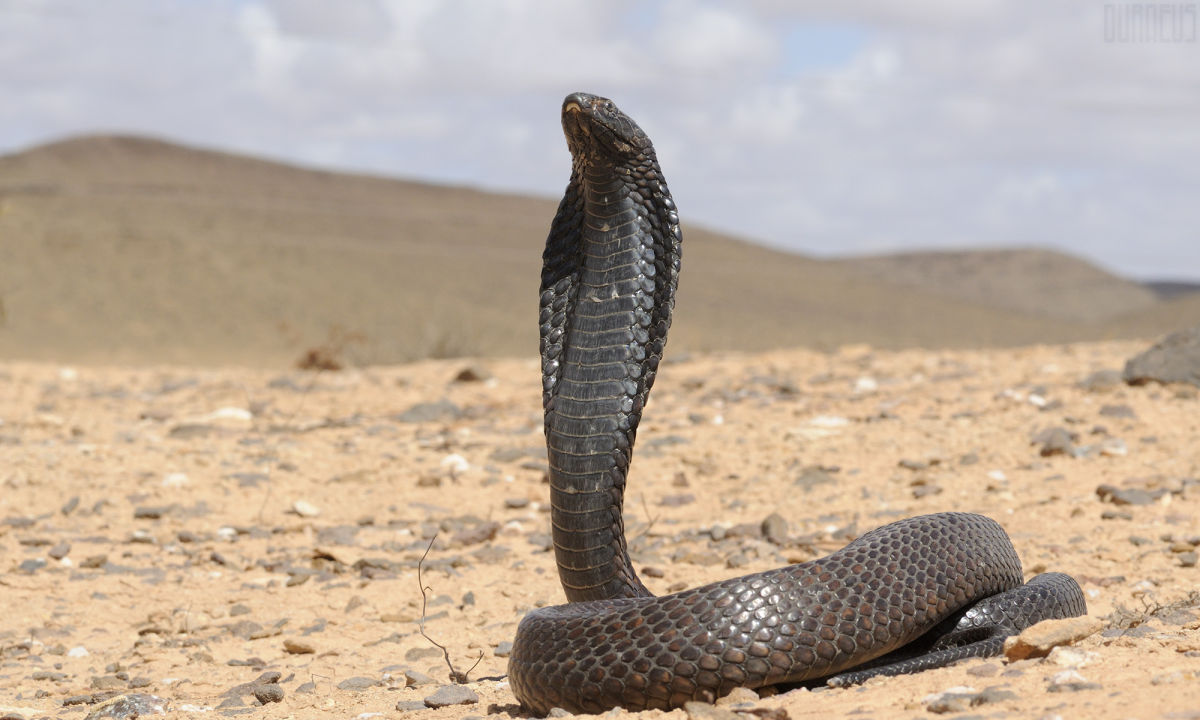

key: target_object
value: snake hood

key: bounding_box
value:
[561,92,652,161]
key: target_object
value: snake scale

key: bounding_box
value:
[507,92,1087,715]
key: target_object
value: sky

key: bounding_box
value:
[1,0,1198,280]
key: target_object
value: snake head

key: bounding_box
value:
[561,92,652,161]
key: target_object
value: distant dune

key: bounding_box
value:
[1,135,1196,367]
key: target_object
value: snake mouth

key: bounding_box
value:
[564,101,582,114]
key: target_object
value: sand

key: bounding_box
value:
[1,340,1199,720]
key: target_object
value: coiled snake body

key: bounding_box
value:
[507,93,1086,715]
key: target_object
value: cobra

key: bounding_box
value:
[507,92,1086,715]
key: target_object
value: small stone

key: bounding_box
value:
[454,365,492,382]
[1080,369,1123,392]
[48,541,72,560]
[1047,669,1102,693]
[423,685,479,708]
[642,566,665,578]
[396,700,427,712]
[1179,551,1199,568]
[912,484,943,498]
[493,641,513,658]
[1098,404,1137,419]
[926,693,974,714]
[660,493,695,507]
[547,709,573,718]
[1003,616,1105,661]
[715,687,759,707]
[794,467,836,492]
[1096,484,1156,506]
[504,497,529,509]
[253,684,285,704]
[18,558,46,574]
[64,695,94,706]
[761,513,789,546]
[683,702,741,720]
[337,677,380,691]
[1101,509,1133,521]
[127,678,151,689]
[217,698,244,709]
[405,647,442,662]
[283,639,315,654]
[294,682,317,695]
[965,663,1000,677]
[292,500,320,518]
[393,400,460,424]
[404,670,438,687]
[1038,427,1075,456]
[1124,327,1200,388]
[1045,646,1100,667]
[83,694,169,720]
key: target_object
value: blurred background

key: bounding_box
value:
[1,0,1197,367]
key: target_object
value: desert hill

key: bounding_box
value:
[0,135,1196,367]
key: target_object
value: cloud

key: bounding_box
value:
[0,0,1197,279]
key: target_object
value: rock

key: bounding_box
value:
[1003,616,1105,660]
[965,662,1000,677]
[1099,404,1137,420]
[547,709,573,718]
[1080,369,1123,392]
[683,702,741,720]
[451,521,500,546]
[63,695,94,706]
[395,700,426,712]
[336,677,380,691]
[1038,427,1075,456]
[222,672,282,698]
[292,500,320,518]
[1179,551,1198,568]
[715,687,759,706]
[393,400,460,423]
[1047,669,1102,692]
[762,513,789,546]
[217,698,244,709]
[253,684,285,704]
[1095,484,1158,506]
[405,647,442,662]
[48,541,71,560]
[454,366,492,382]
[283,639,315,654]
[127,678,151,689]
[79,554,106,569]
[423,685,479,708]
[83,694,169,720]
[504,497,529,509]
[404,670,438,687]
[1046,646,1100,667]
[660,494,695,507]
[925,693,975,714]
[294,682,317,695]
[18,558,46,574]
[1124,327,1200,387]
[493,641,513,658]
[1101,509,1133,521]
[794,467,836,492]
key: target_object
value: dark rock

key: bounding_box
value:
[451,522,500,546]
[336,676,380,691]
[1039,427,1075,456]
[127,678,151,689]
[221,672,281,698]
[503,497,529,509]
[396,700,427,712]
[229,604,252,617]
[454,366,492,382]
[762,513,789,545]
[217,698,245,709]
[18,558,46,574]
[1102,509,1134,520]
[1096,484,1158,506]
[294,682,317,695]
[62,496,81,515]
[1124,327,1200,387]
[392,400,460,424]
[133,506,172,520]
[1180,551,1198,568]
[253,684,284,704]
[63,695,94,706]
[423,685,479,708]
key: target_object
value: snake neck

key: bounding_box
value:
[539,153,681,603]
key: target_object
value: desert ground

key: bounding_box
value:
[2,338,1199,720]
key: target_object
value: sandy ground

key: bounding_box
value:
[1,340,1199,720]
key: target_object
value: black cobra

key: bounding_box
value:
[507,92,1087,715]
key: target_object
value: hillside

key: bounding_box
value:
[0,136,1195,367]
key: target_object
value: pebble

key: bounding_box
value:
[1045,646,1100,667]
[1179,551,1198,568]
[761,513,789,546]
[1096,484,1158,506]
[404,670,438,687]
[493,641,513,658]
[423,685,478,708]
[1037,427,1075,456]
[294,682,317,695]
[1123,327,1200,387]
[1047,669,1102,692]
[292,500,320,518]
[454,365,492,382]
[1098,404,1137,419]
[83,694,168,720]
[48,541,71,560]
[1003,616,1105,660]
[395,700,426,712]
[1079,369,1123,392]
[965,662,1000,677]
[683,702,741,720]
[547,709,573,718]
[252,684,284,704]
[283,639,315,654]
[393,399,461,423]
[337,677,380,691]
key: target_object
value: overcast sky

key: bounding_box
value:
[2,0,1198,280]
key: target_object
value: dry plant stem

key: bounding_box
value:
[417,534,483,684]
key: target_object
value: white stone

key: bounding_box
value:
[1046,645,1101,668]
[67,646,89,658]
[440,453,470,473]
[293,500,321,518]
[163,472,190,488]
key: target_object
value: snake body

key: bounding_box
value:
[507,93,1086,715]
